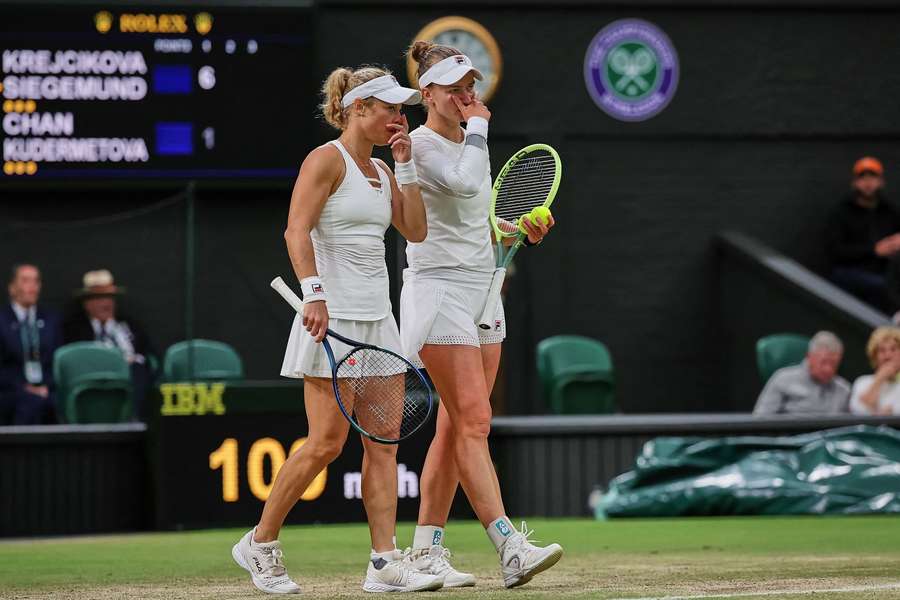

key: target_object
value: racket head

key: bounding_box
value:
[330,343,433,444]
[490,143,562,241]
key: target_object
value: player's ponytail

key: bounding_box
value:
[320,67,353,130]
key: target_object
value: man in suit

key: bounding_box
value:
[63,269,156,421]
[0,264,63,425]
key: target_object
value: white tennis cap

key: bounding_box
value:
[341,75,421,108]
[418,54,484,88]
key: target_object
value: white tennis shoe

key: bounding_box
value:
[362,549,444,593]
[498,521,563,588]
[232,529,301,594]
[408,545,476,588]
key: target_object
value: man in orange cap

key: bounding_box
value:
[826,156,900,313]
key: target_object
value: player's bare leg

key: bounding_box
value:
[418,344,561,588]
[232,377,349,594]
[410,343,503,586]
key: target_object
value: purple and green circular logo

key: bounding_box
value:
[584,19,679,122]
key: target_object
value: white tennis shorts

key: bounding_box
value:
[281,313,403,379]
[400,269,506,366]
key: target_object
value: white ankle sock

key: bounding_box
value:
[486,516,516,551]
[413,525,445,550]
[370,548,397,560]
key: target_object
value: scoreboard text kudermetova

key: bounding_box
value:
[1,4,314,183]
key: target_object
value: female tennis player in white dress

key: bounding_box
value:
[232,66,443,595]
[399,41,561,589]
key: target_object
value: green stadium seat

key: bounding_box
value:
[756,333,811,385]
[536,335,615,414]
[163,339,244,382]
[53,342,133,424]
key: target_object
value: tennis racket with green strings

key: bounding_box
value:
[477,143,562,330]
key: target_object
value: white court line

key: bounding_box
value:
[610,582,900,600]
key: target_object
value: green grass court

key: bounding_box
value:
[3,516,900,599]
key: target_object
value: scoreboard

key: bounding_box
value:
[151,381,440,530]
[1,3,314,182]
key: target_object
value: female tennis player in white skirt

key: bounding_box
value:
[232,66,443,595]
[399,42,561,589]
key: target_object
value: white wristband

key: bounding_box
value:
[465,116,489,140]
[394,160,418,186]
[300,276,327,304]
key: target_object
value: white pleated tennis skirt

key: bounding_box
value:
[280,313,404,379]
[400,269,506,367]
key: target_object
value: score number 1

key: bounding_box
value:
[209,437,326,503]
[202,127,215,150]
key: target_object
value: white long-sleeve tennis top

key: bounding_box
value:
[406,119,494,280]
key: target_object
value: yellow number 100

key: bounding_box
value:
[208,437,327,503]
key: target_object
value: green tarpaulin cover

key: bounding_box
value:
[598,425,900,518]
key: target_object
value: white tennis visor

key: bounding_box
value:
[418,55,484,88]
[341,75,421,108]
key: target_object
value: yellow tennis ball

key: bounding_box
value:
[530,206,552,226]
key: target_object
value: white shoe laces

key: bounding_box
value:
[405,545,453,573]
[389,549,434,584]
[430,546,454,571]
[261,545,287,577]
[506,521,541,552]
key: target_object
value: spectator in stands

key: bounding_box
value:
[753,331,850,415]
[826,156,900,313]
[0,264,63,424]
[849,326,900,415]
[63,269,155,421]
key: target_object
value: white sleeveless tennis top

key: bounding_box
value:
[312,140,392,320]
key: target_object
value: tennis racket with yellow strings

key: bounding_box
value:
[477,144,562,330]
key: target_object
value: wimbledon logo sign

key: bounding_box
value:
[583,19,679,122]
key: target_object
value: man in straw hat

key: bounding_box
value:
[63,269,156,420]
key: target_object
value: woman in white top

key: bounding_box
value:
[400,41,561,589]
[850,326,900,415]
[232,66,442,595]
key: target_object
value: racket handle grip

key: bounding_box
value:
[271,276,304,313]
[477,267,507,330]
